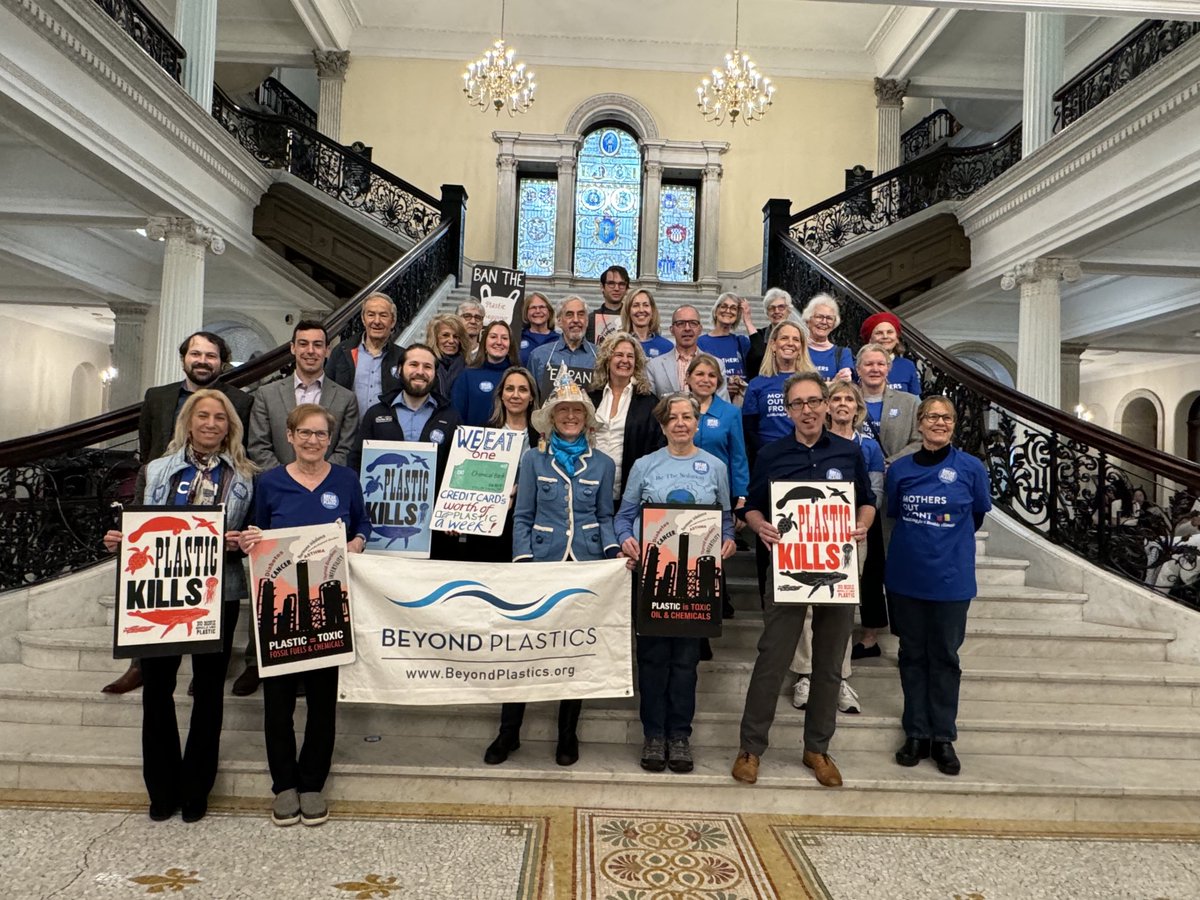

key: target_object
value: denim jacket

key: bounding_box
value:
[511,445,618,562]
[142,447,254,531]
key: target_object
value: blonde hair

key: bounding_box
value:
[621,289,662,336]
[760,321,816,377]
[522,291,556,331]
[827,380,867,431]
[590,331,652,395]
[167,389,258,479]
[425,314,468,361]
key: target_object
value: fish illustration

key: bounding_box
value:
[366,453,430,472]
[128,515,191,542]
[127,607,210,637]
[192,516,219,535]
[827,487,850,503]
[124,546,153,575]
[778,570,848,598]
[123,624,154,634]
[775,485,826,508]
[372,524,422,549]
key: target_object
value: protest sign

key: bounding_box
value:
[360,440,437,558]
[471,264,526,326]
[430,426,522,537]
[635,504,723,638]
[534,359,594,404]
[113,505,226,658]
[593,311,621,344]
[340,557,632,705]
[770,481,859,604]
[248,522,356,677]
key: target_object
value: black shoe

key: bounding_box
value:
[555,734,579,767]
[931,741,961,776]
[851,642,882,660]
[181,799,207,823]
[231,665,259,696]
[722,600,736,619]
[484,731,520,765]
[894,737,930,767]
[148,802,177,822]
[699,639,713,661]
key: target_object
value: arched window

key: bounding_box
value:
[573,126,641,277]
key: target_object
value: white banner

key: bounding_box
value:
[340,557,633,705]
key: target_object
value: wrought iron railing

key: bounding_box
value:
[254,77,318,130]
[90,0,186,82]
[900,109,961,164]
[764,225,1200,611]
[211,87,441,242]
[0,211,463,590]
[1054,19,1200,132]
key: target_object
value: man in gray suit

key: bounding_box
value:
[236,320,359,695]
[855,343,920,462]
[645,305,730,400]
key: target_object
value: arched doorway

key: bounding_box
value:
[1178,392,1200,463]
[1120,396,1159,449]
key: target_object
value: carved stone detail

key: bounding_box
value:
[1001,257,1081,290]
[313,50,351,80]
[874,77,909,108]
[145,216,225,254]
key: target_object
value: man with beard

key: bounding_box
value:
[528,296,597,400]
[102,331,252,695]
[326,293,403,416]
[354,344,462,559]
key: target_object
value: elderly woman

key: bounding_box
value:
[456,299,485,361]
[746,287,798,378]
[616,392,737,773]
[451,320,520,426]
[518,291,558,367]
[239,403,370,827]
[426,314,469,399]
[698,292,756,402]
[484,368,618,768]
[589,331,665,506]
[102,389,256,823]
[861,311,921,396]
[887,396,991,776]
[621,288,674,359]
[802,293,853,382]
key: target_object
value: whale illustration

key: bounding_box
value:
[775,485,826,508]
[126,607,210,637]
[373,524,422,549]
[778,570,848,598]
[128,515,191,543]
[366,453,430,472]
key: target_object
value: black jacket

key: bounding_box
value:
[139,380,252,462]
[325,340,403,405]
[353,389,461,478]
[588,388,666,497]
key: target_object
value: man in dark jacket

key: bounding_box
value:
[326,292,403,416]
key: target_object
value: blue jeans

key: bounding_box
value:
[889,592,970,742]
[637,635,702,739]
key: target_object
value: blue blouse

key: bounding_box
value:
[695,395,750,498]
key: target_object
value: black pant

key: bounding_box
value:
[263,666,339,794]
[890,592,970,742]
[859,514,888,629]
[498,698,582,740]
[140,599,238,810]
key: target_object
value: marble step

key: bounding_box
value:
[2,723,1197,824]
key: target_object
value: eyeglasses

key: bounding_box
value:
[786,397,827,411]
[294,428,330,441]
[672,320,701,329]
[920,413,955,423]
[810,314,836,323]
[717,303,740,312]
[603,280,629,288]
[461,313,483,322]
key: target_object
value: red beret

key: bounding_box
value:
[860,311,902,344]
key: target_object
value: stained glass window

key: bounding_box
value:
[657,184,697,282]
[573,127,640,277]
[515,177,557,277]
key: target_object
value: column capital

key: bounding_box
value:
[497,154,518,172]
[106,300,149,320]
[644,161,663,178]
[874,77,909,109]
[146,217,225,255]
[702,163,722,181]
[556,156,576,174]
[1000,257,1080,290]
[313,49,351,80]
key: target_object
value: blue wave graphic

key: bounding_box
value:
[387,581,595,619]
[503,588,596,621]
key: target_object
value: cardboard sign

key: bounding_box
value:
[113,505,225,659]
[635,504,723,638]
[593,310,622,344]
[360,440,437,558]
[770,481,859,605]
[248,522,356,677]
[471,265,526,326]
[431,426,523,537]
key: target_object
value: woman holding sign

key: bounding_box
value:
[886,396,990,777]
[239,403,370,827]
[102,389,256,823]
[484,366,618,768]
[615,392,737,774]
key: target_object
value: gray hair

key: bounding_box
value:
[762,287,793,317]
[456,299,484,317]
[652,392,701,427]
[800,293,841,329]
[362,292,397,320]
[855,342,891,369]
[710,292,742,326]
[558,294,587,318]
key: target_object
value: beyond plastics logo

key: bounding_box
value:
[389,580,596,621]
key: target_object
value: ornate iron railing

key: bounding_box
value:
[211,87,441,242]
[0,212,463,591]
[90,0,186,82]
[254,77,319,130]
[900,109,961,164]
[1055,19,1200,132]
[764,226,1200,611]
[785,125,1022,256]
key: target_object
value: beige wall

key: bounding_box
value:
[341,57,877,274]
[1081,357,1200,462]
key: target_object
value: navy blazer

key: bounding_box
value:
[512,445,618,562]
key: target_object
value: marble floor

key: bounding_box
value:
[4,793,1199,899]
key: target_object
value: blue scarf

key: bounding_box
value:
[549,431,588,475]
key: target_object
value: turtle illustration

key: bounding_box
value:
[776,511,797,536]
[124,546,153,575]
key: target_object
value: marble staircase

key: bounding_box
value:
[3,528,1200,823]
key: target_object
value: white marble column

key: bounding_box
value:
[106,301,148,408]
[697,163,722,289]
[146,217,225,386]
[874,77,908,174]
[553,154,577,280]
[313,50,351,143]
[639,153,663,282]
[1001,257,1080,406]
[1060,342,1087,415]
[494,153,518,267]
[173,0,218,107]
[1022,13,1065,156]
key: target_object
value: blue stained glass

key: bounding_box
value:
[657,184,697,282]
[515,177,557,276]
[573,127,640,277]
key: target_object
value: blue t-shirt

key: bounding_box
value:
[451,358,510,427]
[862,400,884,443]
[640,334,674,359]
[809,345,854,381]
[614,447,734,544]
[888,356,922,396]
[858,434,885,475]
[743,373,793,446]
[253,464,371,541]
[884,446,992,601]
[518,329,558,368]
[697,333,751,379]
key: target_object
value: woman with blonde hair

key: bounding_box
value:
[425,314,469,398]
[743,320,816,457]
[621,288,674,359]
[588,332,664,506]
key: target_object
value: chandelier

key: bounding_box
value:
[697,0,775,125]
[463,0,535,116]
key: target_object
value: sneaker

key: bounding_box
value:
[791,675,810,710]
[271,789,300,827]
[666,737,693,773]
[640,737,667,772]
[838,680,861,714]
[299,791,328,826]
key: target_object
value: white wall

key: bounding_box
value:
[1080,356,1200,462]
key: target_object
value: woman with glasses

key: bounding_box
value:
[589,332,664,507]
[886,396,990,777]
[801,294,853,383]
[518,292,558,368]
[621,288,674,359]
[698,292,756,403]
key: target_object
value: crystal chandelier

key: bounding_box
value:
[463,0,535,116]
[697,0,775,125]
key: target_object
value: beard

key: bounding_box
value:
[402,373,432,398]
[185,362,219,386]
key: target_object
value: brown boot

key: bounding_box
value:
[102,664,142,694]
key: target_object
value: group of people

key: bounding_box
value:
[103,269,992,825]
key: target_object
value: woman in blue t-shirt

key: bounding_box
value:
[885,396,991,778]
[697,292,756,403]
[621,288,674,359]
[518,291,558,368]
[452,320,520,426]
[800,293,853,382]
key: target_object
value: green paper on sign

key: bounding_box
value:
[449,460,507,492]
